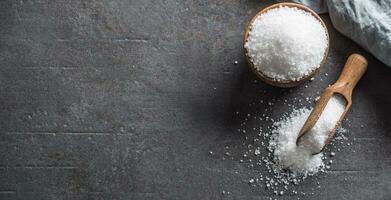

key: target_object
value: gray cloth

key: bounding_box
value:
[292,0,391,67]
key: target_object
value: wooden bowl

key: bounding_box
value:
[243,2,329,88]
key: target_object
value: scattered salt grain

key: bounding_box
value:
[254,148,261,156]
[245,6,328,81]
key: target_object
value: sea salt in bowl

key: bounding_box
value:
[244,3,329,87]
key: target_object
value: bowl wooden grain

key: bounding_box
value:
[243,2,329,88]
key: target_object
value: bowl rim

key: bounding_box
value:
[243,2,330,88]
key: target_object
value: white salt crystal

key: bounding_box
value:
[269,95,345,175]
[245,6,328,81]
[254,148,261,156]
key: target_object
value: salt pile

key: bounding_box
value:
[271,95,346,175]
[245,6,328,81]
[270,108,323,175]
[216,94,350,196]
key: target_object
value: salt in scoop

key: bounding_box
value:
[296,54,368,154]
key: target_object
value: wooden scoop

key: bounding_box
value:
[296,54,368,154]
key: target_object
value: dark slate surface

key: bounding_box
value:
[1,0,390,199]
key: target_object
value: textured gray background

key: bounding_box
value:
[1,0,390,199]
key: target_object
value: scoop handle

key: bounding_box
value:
[333,54,368,94]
